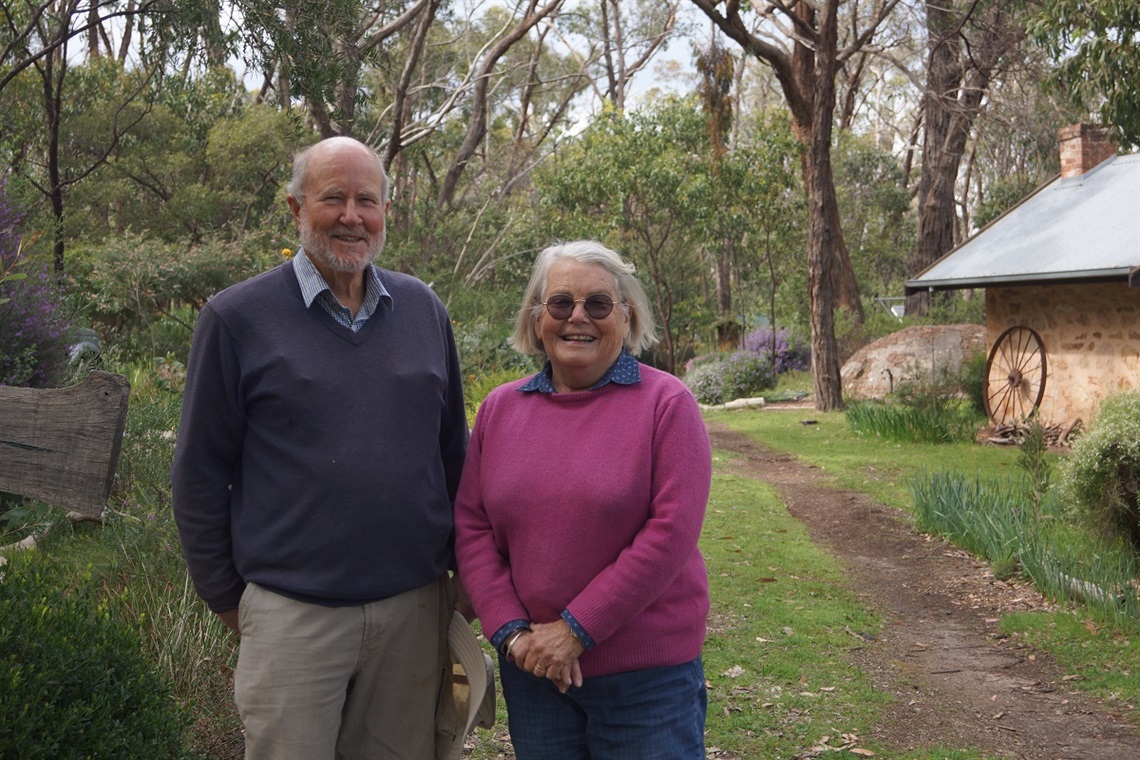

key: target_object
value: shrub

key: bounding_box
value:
[0,183,72,388]
[464,367,532,426]
[69,231,283,363]
[684,360,729,405]
[957,347,988,417]
[742,325,810,374]
[721,351,778,399]
[1061,391,1140,553]
[0,554,191,758]
[453,320,534,380]
[684,351,777,405]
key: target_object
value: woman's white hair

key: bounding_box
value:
[510,240,659,357]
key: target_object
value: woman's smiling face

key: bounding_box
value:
[536,258,630,393]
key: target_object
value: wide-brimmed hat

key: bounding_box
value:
[435,610,496,760]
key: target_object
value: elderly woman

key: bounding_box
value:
[454,240,712,759]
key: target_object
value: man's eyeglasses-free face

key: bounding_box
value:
[541,295,620,320]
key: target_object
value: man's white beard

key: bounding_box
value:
[299,220,385,274]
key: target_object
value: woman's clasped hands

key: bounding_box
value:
[509,620,585,694]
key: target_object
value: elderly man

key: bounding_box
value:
[172,136,468,759]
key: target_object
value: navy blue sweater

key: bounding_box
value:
[172,261,468,612]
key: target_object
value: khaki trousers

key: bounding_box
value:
[234,577,452,760]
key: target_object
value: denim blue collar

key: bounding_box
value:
[519,348,641,393]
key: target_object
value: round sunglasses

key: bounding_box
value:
[540,295,620,320]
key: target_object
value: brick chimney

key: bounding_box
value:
[1058,124,1117,178]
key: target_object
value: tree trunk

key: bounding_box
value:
[689,0,900,408]
[907,0,1024,317]
[807,0,844,411]
[40,50,66,277]
[907,1,960,317]
[384,0,442,170]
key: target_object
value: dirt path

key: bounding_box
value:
[706,421,1140,759]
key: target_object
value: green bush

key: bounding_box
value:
[1061,391,1140,553]
[0,554,190,759]
[683,351,777,405]
[464,367,532,426]
[69,231,283,364]
[720,351,778,400]
[957,348,988,417]
[683,360,728,405]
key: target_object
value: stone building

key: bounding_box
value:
[906,125,1140,428]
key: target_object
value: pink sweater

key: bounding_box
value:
[454,364,711,677]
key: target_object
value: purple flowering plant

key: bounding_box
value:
[743,325,811,374]
[0,181,72,387]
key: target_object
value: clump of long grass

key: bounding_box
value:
[911,471,1028,570]
[846,363,981,444]
[98,360,242,753]
[911,469,1140,628]
[846,398,978,444]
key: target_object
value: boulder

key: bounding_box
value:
[841,325,985,400]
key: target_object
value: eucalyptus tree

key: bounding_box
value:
[901,0,1028,317]
[966,51,1077,230]
[1029,0,1140,148]
[565,0,683,113]
[228,0,433,137]
[695,38,733,336]
[2,4,162,275]
[689,0,902,410]
[0,0,167,95]
[437,0,566,205]
[536,97,801,373]
[832,132,912,298]
[536,100,707,372]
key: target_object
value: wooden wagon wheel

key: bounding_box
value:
[983,326,1047,426]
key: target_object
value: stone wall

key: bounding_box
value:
[986,282,1140,426]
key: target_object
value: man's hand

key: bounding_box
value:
[217,608,240,634]
[451,573,476,622]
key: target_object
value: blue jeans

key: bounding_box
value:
[500,656,707,760]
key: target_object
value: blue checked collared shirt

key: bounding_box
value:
[293,249,391,331]
[519,347,642,393]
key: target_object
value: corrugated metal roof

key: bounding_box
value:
[905,153,1140,293]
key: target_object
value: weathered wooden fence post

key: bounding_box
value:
[0,371,130,518]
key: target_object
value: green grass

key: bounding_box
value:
[707,404,1140,732]
[700,472,886,756]
[705,406,1024,510]
[1001,612,1140,704]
